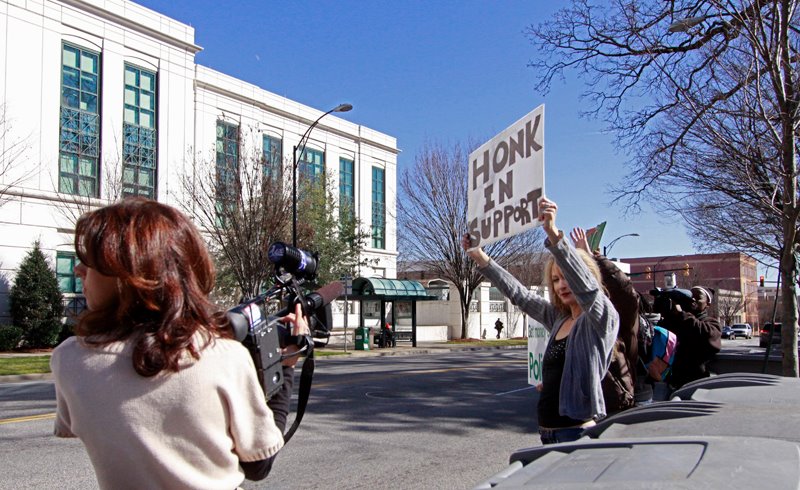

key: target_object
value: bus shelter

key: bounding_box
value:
[345,278,435,347]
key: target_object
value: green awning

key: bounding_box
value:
[349,278,434,301]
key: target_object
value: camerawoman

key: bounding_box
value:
[50,198,311,489]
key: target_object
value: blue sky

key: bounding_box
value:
[137,0,700,261]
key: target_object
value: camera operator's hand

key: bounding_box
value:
[279,303,310,367]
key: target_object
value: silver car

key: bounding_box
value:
[731,323,753,339]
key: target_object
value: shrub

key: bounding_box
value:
[0,325,23,351]
[9,241,64,348]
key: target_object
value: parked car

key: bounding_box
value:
[722,326,736,340]
[731,323,753,339]
[759,323,782,348]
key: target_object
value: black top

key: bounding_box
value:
[538,335,586,428]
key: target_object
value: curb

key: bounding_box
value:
[0,373,53,383]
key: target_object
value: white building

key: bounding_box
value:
[0,0,398,321]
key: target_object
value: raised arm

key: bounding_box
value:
[461,233,560,330]
[540,199,617,336]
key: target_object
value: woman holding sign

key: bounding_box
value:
[463,197,619,444]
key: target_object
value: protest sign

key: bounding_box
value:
[527,317,550,386]
[467,105,545,248]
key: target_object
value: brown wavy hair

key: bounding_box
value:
[74,197,231,376]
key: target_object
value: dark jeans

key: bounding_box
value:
[539,427,585,445]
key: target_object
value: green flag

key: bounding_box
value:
[585,222,606,253]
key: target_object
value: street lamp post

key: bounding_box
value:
[603,233,639,257]
[292,103,353,247]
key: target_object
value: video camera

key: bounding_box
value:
[649,287,694,317]
[226,242,343,398]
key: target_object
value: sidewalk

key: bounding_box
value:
[0,342,527,384]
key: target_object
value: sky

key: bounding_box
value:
[136,0,704,263]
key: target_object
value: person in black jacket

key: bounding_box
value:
[658,285,721,389]
[571,228,637,413]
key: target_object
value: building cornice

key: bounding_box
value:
[58,0,203,54]
[194,79,400,156]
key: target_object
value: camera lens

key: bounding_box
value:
[268,242,318,278]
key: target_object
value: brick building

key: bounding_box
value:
[623,253,759,326]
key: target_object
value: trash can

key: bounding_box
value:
[354,326,370,351]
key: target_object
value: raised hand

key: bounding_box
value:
[461,233,490,267]
[570,227,591,254]
[538,197,560,243]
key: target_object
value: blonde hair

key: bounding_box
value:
[543,248,604,315]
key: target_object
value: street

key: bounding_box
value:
[0,349,537,489]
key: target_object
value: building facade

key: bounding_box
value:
[0,0,398,321]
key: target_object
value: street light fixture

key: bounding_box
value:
[603,233,639,257]
[292,103,353,247]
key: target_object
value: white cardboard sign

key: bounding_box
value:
[527,316,550,385]
[468,105,545,248]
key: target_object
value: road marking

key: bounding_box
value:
[494,385,537,396]
[0,413,55,425]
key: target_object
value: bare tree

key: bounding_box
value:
[179,136,292,301]
[527,0,800,375]
[0,104,35,205]
[716,290,746,326]
[179,125,371,303]
[397,141,543,339]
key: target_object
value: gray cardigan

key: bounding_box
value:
[479,236,619,420]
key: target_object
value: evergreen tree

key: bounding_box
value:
[10,241,64,347]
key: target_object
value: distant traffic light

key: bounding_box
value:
[645,266,652,280]
[683,263,691,276]
[760,275,765,287]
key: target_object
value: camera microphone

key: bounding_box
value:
[303,281,344,310]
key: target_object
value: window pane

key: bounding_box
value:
[79,157,95,176]
[141,92,153,111]
[124,106,137,124]
[62,67,79,88]
[58,277,73,291]
[141,72,154,91]
[78,178,95,196]
[62,88,79,108]
[125,67,137,86]
[124,87,137,105]
[59,176,74,194]
[63,45,79,68]
[140,110,152,128]
[81,93,97,113]
[81,52,97,74]
[81,73,97,94]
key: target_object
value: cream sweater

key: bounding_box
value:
[51,335,284,490]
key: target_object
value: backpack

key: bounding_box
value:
[643,325,677,381]
[637,313,655,362]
